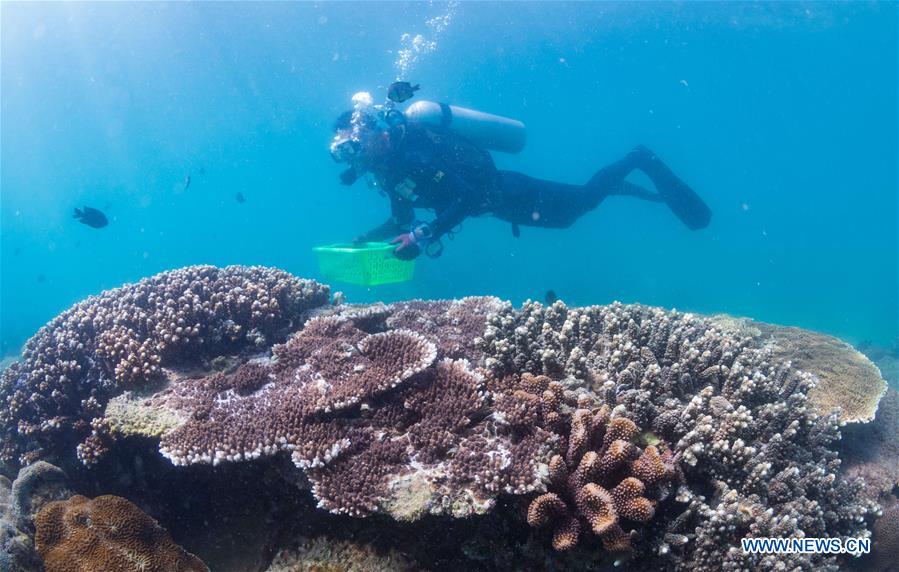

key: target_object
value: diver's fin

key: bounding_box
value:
[639,149,711,230]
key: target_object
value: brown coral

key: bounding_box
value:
[35,494,208,572]
[872,498,899,572]
[124,311,553,517]
[157,317,436,468]
[385,296,503,360]
[526,405,677,552]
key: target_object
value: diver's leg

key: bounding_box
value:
[628,145,712,230]
[494,171,601,228]
[585,150,644,195]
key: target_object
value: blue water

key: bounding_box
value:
[1,2,897,357]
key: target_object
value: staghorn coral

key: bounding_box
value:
[35,494,208,572]
[0,265,329,467]
[479,300,878,570]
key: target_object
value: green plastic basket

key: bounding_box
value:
[313,242,415,286]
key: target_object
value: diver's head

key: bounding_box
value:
[330,113,389,169]
[330,91,405,174]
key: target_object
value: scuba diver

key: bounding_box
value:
[331,85,711,260]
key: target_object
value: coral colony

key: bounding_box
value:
[0,266,891,570]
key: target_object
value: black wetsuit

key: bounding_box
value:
[356,123,711,248]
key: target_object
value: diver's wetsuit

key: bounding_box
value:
[357,123,711,247]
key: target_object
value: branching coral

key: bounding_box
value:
[523,402,677,552]
[479,300,878,569]
[35,494,208,572]
[0,265,329,466]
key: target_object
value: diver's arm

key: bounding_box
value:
[425,168,478,239]
[392,194,469,259]
[428,197,470,240]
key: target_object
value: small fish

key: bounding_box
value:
[13,247,21,256]
[544,290,558,305]
[73,206,108,229]
[235,192,246,204]
[36,274,46,283]
[183,175,191,191]
[387,81,420,103]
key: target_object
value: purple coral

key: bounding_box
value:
[148,310,550,517]
[386,297,503,360]
[0,265,329,466]
[158,316,436,468]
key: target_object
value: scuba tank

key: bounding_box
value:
[404,100,526,154]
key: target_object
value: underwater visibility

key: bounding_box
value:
[0,2,897,571]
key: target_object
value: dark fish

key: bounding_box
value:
[13,247,21,256]
[36,274,46,283]
[235,192,246,204]
[73,206,108,229]
[387,81,420,103]
[544,290,558,305]
[183,175,191,191]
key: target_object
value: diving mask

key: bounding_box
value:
[330,135,361,163]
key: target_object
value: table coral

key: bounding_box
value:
[119,309,552,519]
[710,317,887,424]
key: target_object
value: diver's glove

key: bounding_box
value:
[390,223,433,260]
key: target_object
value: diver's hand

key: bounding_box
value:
[390,233,422,260]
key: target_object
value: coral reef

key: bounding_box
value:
[0,265,329,467]
[479,300,879,569]
[7,461,72,529]
[712,318,887,424]
[526,404,678,552]
[385,297,504,360]
[843,388,899,501]
[101,307,553,519]
[35,494,208,572]
[871,497,899,572]
[0,461,73,572]
[0,266,887,571]
[265,535,416,572]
